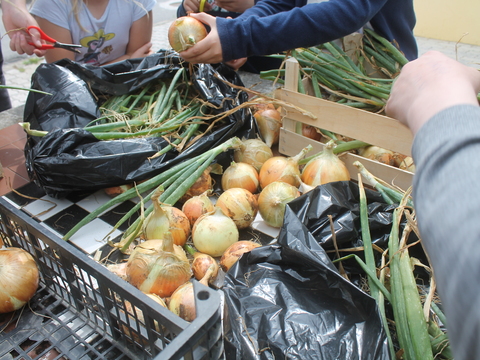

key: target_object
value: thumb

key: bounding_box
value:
[28,28,43,47]
[189,12,217,28]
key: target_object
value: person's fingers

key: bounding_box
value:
[189,12,217,28]
[27,27,43,48]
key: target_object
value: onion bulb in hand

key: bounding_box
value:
[0,247,39,313]
[168,16,207,52]
[258,181,300,228]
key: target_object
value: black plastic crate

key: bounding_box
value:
[0,197,224,360]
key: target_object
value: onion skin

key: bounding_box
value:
[233,138,273,172]
[220,240,261,272]
[302,124,323,142]
[259,145,311,189]
[358,146,395,166]
[192,207,239,257]
[181,191,215,227]
[143,204,191,247]
[216,188,259,229]
[168,16,207,52]
[0,247,39,313]
[301,141,350,187]
[258,181,300,228]
[179,168,213,203]
[254,106,282,147]
[221,162,259,194]
[192,252,219,283]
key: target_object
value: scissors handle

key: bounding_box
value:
[27,25,57,44]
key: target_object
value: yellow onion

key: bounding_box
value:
[143,190,191,247]
[301,140,350,187]
[104,184,133,198]
[181,190,215,227]
[192,207,239,257]
[179,167,213,203]
[168,264,215,322]
[302,124,323,142]
[0,247,39,313]
[216,188,258,229]
[222,161,259,194]
[258,181,300,228]
[191,252,219,284]
[220,240,261,272]
[358,145,395,166]
[400,156,416,172]
[392,152,407,168]
[259,145,311,189]
[254,104,283,147]
[126,233,191,298]
[168,16,207,52]
[233,138,273,171]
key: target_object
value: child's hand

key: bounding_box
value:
[184,0,213,13]
[131,42,153,59]
[214,0,254,13]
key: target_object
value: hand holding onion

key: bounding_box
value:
[168,16,207,53]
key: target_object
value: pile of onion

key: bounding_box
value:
[233,138,273,172]
[253,104,283,147]
[168,16,207,52]
[257,181,300,228]
[0,247,39,313]
[143,189,191,247]
[181,190,215,227]
[220,240,261,272]
[192,207,239,257]
[216,188,259,229]
[221,161,259,194]
[126,233,191,298]
[259,145,311,189]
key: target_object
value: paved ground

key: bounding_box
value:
[2,8,480,110]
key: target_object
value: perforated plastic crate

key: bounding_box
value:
[0,197,224,360]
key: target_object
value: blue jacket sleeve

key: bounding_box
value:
[217,0,416,61]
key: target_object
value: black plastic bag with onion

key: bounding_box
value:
[23,50,256,198]
[222,181,393,360]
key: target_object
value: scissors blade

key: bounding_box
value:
[54,42,82,54]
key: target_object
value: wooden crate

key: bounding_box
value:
[276,58,414,191]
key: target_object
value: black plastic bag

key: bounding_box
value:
[23,51,255,198]
[222,181,392,359]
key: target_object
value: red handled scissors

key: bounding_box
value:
[27,26,82,53]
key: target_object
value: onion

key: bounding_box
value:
[168,264,215,322]
[392,152,407,167]
[104,184,133,198]
[399,156,416,172]
[179,167,213,203]
[143,189,191,247]
[192,207,239,257]
[302,124,323,142]
[191,252,219,284]
[358,145,395,166]
[222,161,259,194]
[257,181,300,228]
[0,247,39,313]
[254,104,282,147]
[168,16,207,52]
[233,138,273,172]
[301,140,350,187]
[219,240,261,272]
[181,190,215,227]
[216,188,259,229]
[126,233,191,298]
[259,145,311,189]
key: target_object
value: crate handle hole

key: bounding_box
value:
[196,290,210,301]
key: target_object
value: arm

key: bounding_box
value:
[180,0,387,63]
[386,51,480,360]
[102,10,153,64]
[2,0,46,56]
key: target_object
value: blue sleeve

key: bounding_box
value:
[412,105,480,360]
[217,0,416,61]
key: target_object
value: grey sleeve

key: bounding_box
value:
[412,104,480,360]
